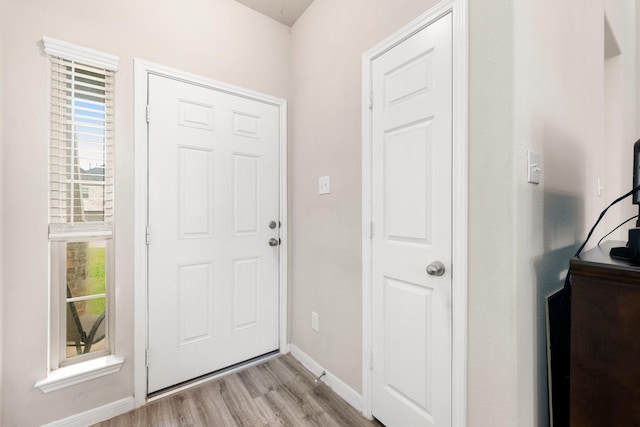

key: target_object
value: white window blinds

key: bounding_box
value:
[47,54,115,239]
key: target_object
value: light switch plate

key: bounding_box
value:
[527,150,541,184]
[319,176,331,194]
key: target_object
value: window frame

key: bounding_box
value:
[43,37,119,369]
[51,239,113,367]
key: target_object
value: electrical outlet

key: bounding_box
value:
[311,311,319,331]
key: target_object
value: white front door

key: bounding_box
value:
[370,13,452,427]
[147,74,281,393]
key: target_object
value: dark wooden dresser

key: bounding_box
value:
[570,241,640,426]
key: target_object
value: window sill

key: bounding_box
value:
[35,355,124,393]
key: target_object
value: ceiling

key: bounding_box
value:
[235,0,314,27]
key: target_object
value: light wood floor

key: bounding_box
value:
[93,354,384,427]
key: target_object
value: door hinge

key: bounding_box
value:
[145,348,150,368]
[369,221,374,239]
[146,104,151,123]
[369,92,374,110]
[369,349,374,370]
[146,227,151,245]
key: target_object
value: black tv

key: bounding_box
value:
[609,139,640,261]
[633,138,640,206]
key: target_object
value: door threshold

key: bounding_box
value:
[147,350,280,402]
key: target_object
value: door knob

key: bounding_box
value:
[426,261,445,276]
[268,238,280,247]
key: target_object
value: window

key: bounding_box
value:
[44,37,119,367]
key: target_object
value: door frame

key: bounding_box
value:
[133,59,288,407]
[361,0,468,425]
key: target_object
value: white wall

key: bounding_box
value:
[511,1,636,426]
[0,0,5,421]
[288,0,442,393]
[467,0,519,424]
[0,1,290,425]
[3,0,638,425]
[603,0,638,236]
[512,2,602,424]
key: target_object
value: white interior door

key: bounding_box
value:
[147,74,281,393]
[370,13,452,427]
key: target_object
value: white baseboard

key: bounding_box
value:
[289,344,363,414]
[42,397,134,427]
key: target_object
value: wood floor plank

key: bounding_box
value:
[274,385,317,421]
[252,394,281,426]
[123,406,150,427]
[91,354,382,427]
[297,386,332,423]
[149,397,180,427]
[277,354,317,384]
[198,380,240,426]
[306,410,347,427]
[237,363,280,399]
[117,404,150,427]
[170,392,200,426]
[307,383,383,427]
[262,358,309,390]
[254,393,299,427]
[262,388,320,427]
[222,373,272,427]
[269,358,316,398]
[181,388,217,426]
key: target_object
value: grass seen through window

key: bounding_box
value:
[86,245,106,314]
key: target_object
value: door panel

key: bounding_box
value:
[384,120,433,244]
[383,275,433,419]
[178,147,214,238]
[233,154,260,234]
[147,75,280,393]
[232,257,260,330]
[371,13,452,427]
[177,262,214,346]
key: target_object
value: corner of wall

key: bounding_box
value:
[468,0,520,425]
[636,1,640,139]
[604,0,638,236]
[0,4,5,422]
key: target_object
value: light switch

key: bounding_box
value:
[527,150,541,184]
[597,177,604,197]
[319,175,331,194]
